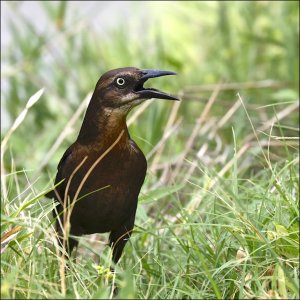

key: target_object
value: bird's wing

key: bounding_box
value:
[45,144,74,199]
[57,144,73,171]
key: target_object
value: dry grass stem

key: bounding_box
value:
[150,101,181,170]
[172,84,221,180]
[36,92,92,175]
[184,80,292,93]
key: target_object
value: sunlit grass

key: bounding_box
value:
[1,89,298,299]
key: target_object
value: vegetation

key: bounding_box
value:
[1,1,299,299]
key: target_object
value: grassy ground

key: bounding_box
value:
[1,2,299,299]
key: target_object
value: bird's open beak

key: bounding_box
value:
[134,69,179,101]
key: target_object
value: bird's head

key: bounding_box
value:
[94,67,179,112]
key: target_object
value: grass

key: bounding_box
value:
[1,1,299,299]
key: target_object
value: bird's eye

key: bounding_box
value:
[116,77,126,87]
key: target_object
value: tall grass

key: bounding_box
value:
[1,1,299,299]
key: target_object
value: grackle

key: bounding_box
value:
[46,67,178,264]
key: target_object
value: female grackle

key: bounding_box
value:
[46,67,178,264]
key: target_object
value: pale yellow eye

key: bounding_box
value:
[116,77,125,86]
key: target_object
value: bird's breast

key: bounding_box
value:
[65,140,147,233]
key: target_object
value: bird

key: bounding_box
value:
[46,67,179,265]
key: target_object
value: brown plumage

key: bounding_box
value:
[46,67,178,264]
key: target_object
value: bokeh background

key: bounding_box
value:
[1,1,299,299]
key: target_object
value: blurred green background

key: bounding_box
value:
[1,1,299,299]
[1,1,298,170]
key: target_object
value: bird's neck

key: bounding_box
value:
[77,99,129,148]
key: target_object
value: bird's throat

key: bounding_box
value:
[77,104,129,148]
